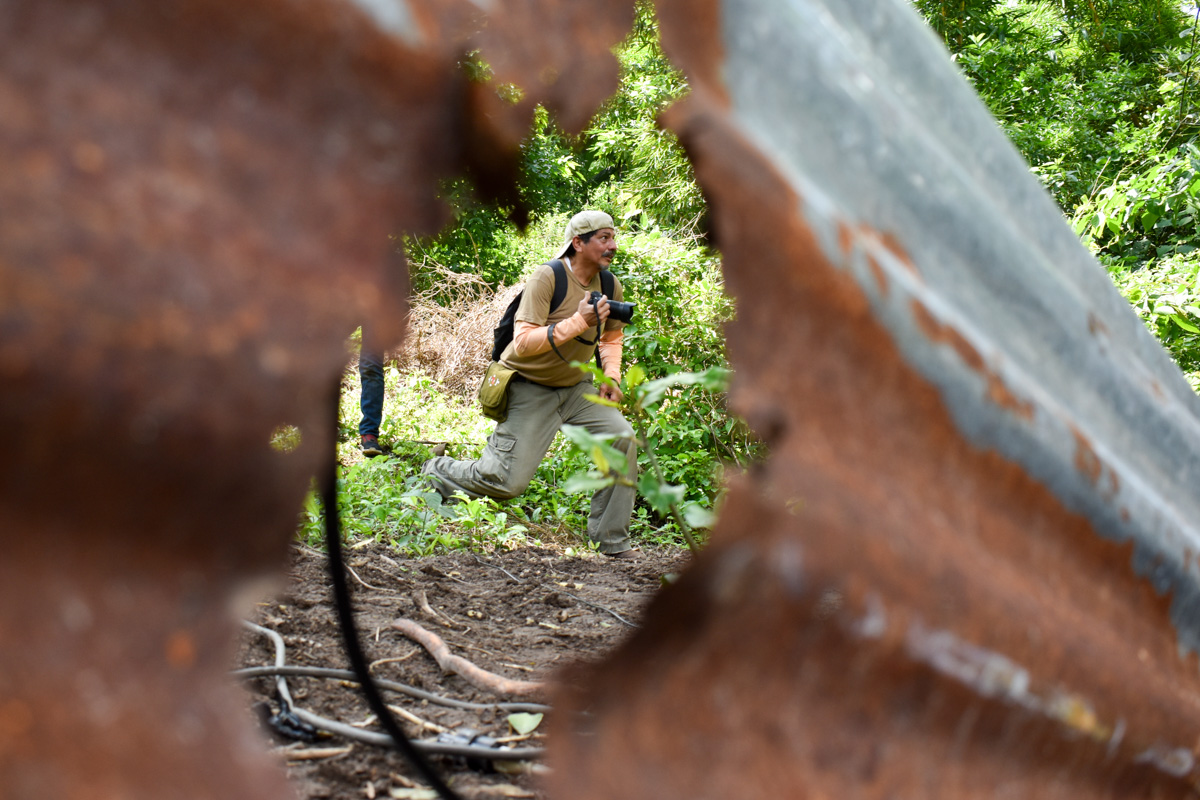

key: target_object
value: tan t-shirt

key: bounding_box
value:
[500,262,625,387]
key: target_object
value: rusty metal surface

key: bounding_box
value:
[547,0,1200,798]
[0,0,633,797]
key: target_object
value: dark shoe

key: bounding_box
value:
[430,442,447,458]
[360,435,383,457]
[605,548,639,560]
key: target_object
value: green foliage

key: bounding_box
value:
[944,2,1188,207]
[339,362,493,452]
[269,424,302,453]
[518,2,701,233]
[1109,255,1200,391]
[616,230,731,374]
[922,0,1187,60]
[914,0,1016,52]
[409,0,701,297]
[1054,0,1186,59]
[1072,143,1200,265]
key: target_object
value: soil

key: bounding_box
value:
[236,541,690,800]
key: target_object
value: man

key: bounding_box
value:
[422,210,638,558]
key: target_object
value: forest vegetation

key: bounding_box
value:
[298,0,1200,555]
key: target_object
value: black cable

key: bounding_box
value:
[323,379,465,800]
[232,665,551,713]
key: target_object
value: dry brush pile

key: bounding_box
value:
[393,260,520,398]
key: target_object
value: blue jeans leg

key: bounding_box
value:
[358,345,384,439]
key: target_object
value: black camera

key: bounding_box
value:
[590,290,636,324]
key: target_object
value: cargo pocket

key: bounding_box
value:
[477,431,519,489]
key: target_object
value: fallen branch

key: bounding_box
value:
[388,704,449,734]
[279,745,354,762]
[391,617,545,698]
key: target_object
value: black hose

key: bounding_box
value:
[323,379,464,800]
[232,665,551,714]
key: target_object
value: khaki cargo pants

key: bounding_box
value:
[421,379,637,554]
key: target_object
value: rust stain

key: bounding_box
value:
[910,298,1036,420]
[1072,426,1103,487]
[837,220,892,296]
[879,229,921,279]
[0,700,34,747]
[866,251,889,297]
[838,220,855,258]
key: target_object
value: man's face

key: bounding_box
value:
[575,227,618,267]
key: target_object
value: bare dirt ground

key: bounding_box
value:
[236,541,690,799]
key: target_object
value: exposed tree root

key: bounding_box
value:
[391,617,545,698]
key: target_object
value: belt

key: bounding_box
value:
[510,374,580,389]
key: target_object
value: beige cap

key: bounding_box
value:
[555,210,615,258]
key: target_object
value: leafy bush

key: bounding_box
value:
[410,0,700,297]
[1109,255,1200,391]
[1071,142,1200,265]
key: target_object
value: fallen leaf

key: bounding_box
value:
[388,788,438,800]
[506,712,544,735]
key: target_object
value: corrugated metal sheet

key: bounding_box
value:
[548,0,1200,797]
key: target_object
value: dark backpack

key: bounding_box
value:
[491,260,615,362]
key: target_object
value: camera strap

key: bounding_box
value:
[547,320,605,371]
[547,322,571,363]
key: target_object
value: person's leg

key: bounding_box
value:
[358,332,384,454]
[560,382,638,554]
[422,381,561,500]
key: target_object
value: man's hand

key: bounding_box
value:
[598,382,623,403]
[578,294,610,326]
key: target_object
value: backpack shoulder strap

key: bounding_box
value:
[600,268,614,300]
[549,260,569,313]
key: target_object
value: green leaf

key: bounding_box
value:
[682,502,717,529]
[583,393,619,408]
[564,473,616,493]
[638,472,686,515]
[1170,314,1200,333]
[560,424,629,475]
[624,363,647,391]
[591,445,611,475]
[507,712,544,735]
[635,367,732,410]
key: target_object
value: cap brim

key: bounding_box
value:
[554,241,573,259]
